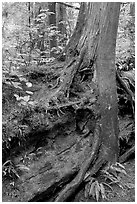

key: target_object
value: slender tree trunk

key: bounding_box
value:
[48,2,57,57]
[56,3,67,47]
[36,3,48,52]
[130,2,135,16]
[28,2,32,64]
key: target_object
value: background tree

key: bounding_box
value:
[56,3,67,48]
[48,2,57,57]
[116,2,135,63]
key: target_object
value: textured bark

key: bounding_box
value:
[51,2,120,162]
[67,3,121,163]
[95,3,120,163]
[53,2,121,201]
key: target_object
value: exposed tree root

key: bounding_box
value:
[54,118,106,202]
[28,169,79,202]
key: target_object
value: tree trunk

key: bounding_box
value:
[28,2,32,64]
[95,3,120,163]
[130,2,135,16]
[33,2,48,58]
[48,2,57,58]
[52,2,120,201]
[56,3,67,47]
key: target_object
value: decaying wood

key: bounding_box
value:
[2,122,93,202]
[55,118,103,201]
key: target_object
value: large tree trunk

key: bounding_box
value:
[52,2,120,201]
[95,3,120,163]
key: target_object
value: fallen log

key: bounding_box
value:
[2,127,92,202]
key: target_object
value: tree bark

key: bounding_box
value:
[53,2,120,201]
[95,3,120,163]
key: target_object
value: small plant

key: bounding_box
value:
[84,162,127,201]
[3,160,30,179]
[102,162,127,189]
[84,176,106,201]
[2,160,20,179]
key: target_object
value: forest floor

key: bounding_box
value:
[74,158,135,202]
[2,64,135,202]
[106,159,135,202]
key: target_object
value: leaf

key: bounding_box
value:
[12,81,22,90]
[5,81,11,85]
[95,180,100,191]
[46,11,55,15]
[85,183,90,198]
[108,168,118,177]
[19,101,27,106]
[36,147,42,151]
[37,151,43,155]
[25,91,33,95]
[102,182,113,191]
[100,183,106,199]
[95,184,100,201]
[117,183,124,190]
[26,82,32,87]
[19,77,28,82]
[28,101,35,105]
[16,164,30,171]
[111,166,127,175]
[10,181,15,186]
[115,162,125,169]
[89,181,96,197]
[14,94,21,101]
[21,95,30,102]
[12,168,20,178]
[3,160,12,166]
